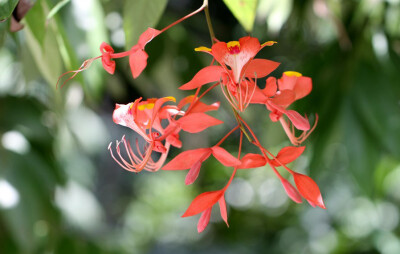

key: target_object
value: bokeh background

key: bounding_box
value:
[1,0,400,253]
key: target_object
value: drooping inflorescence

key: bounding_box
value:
[58,0,325,233]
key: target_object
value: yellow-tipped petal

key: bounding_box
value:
[195,46,211,52]
[284,71,302,77]
[164,96,176,102]
[261,41,278,47]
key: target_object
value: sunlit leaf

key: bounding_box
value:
[0,0,18,20]
[222,0,258,32]
[123,0,168,50]
[46,0,70,20]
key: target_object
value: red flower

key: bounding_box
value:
[180,37,279,111]
[251,72,317,145]
[108,97,177,172]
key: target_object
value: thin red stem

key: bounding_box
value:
[215,125,240,147]
[160,0,208,33]
[223,131,242,191]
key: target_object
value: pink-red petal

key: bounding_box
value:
[238,153,267,169]
[280,178,303,203]
[284,110,310,131]
[244,59,280,79]
[185,161,202,185]
[270,146,306,167]
[179,66,224,90]
[211,146,241,167]
[218,196,229,227]
[197,208,212,233]
[182,190,224,217]
[129,49,148,79]
[162,148,211,170]
[263,77,278,97]
[177,113,223,133]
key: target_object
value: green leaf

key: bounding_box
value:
[0,0,18,20]
[46,0,70,20]
[24,0,47,47]
[222,0,258,32]
[123,0,168,50]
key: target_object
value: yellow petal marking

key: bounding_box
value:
[284,71,302,77]
[195,46,212,52]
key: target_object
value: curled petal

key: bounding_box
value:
[138,27,161,49]
[100,42,116,74]
[264,77,278,97]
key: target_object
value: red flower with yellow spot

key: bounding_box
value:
[180,36,279,111]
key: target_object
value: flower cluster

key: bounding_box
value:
[59,1,325,233]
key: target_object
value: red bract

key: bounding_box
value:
[163,146,241,185]
[293,173,326,209]
[182,190,229,233]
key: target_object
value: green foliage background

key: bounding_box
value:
[1,0,400,253]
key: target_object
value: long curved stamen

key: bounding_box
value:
[109,136,157,173]
[56,56,101,89]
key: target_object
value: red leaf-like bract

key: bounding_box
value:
[238,153,267,169]
[293,173,326,209]
[244,59,280,79]
[197,208,212,233]
[177,113,223,133]
[179,66,224,90]
[182,190,224,217]
[211,146,241,167]
[162,148,211,170]
[270,146,306,167]
[129,49,148,79]
[280,178,303,203]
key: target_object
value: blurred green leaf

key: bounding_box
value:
[24,0,46,47]
[222,0,258,32]
[0,0,18,20]
[123,0,168,50]
[46,0,70,20]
